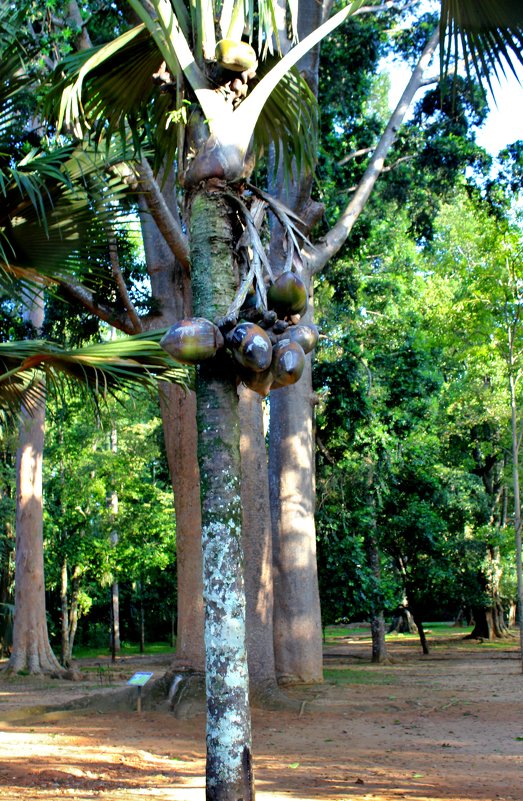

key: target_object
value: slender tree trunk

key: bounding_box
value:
[363,458,389,663]
[7,295,62,675]
[267,0,324,686]
[60,558,70,666]
[508,331,523,670]
[67,566,81,661]
[0,521,14,656]
[110,581,120,659]
[139,582,145,653]
[190,189,253,800]
[407,600,429,655]
[108,419,120,658]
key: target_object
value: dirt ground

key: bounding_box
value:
[1,632,522,801]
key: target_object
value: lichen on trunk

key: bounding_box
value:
[190,188,254,801]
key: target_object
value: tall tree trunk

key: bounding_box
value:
[239,386,295,706]
[67,565,81,662]
[60,558,70,666]
[0,520,14,656]
[267,25,439,684]
[268,357,323,683]
[190,189,253,800]
[363,458,389,663]
[110,581,120,660]
[7,296,62,674]
[139,582,145,653]
[139,183,205,672]
[159,383,204,669]
[405,594,429,655]
[267,0,324,685]
[508,330,523,670]
[109,420,120,657]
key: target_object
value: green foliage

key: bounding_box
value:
[43,390,177,649]
[315,169,522,626]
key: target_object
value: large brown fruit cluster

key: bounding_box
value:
[160,272,319,396]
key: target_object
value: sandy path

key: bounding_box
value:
[0,636,521,801]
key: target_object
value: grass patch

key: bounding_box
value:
[324,626,370,643]
[448,636,518,650]
[324,623,475,646]
[324,667,398,686]
[71,641,175,660]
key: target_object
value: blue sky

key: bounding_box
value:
[475,69,523,155]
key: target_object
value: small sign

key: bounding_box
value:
[127,671,154,687]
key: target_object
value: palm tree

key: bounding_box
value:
[51,2,523,797]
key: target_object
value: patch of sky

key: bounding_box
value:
[379,0,523,157]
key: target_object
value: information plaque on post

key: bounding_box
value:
[127,672,153,712]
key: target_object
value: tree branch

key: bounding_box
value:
[135,159,191,275]
[55,275,136,335]
[106,230,143,333]
[308,26,440,274]
[338,146,375,167]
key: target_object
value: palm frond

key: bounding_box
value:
[253,63,318,180]
[52,25,163,138]
[1,145,138,302]
[48,25,180,170]
[440,1,523,91]
[0,331,192,427]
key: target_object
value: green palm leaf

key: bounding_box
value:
[253,61,318,179]
[0,331,192,431]
[440,1,523,91]
[48,26,180,173]
[1,146,137,299]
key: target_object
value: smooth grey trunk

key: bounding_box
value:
[265,0,324,686]
[269,356,323,683]
[68,565,81,660]
[190,190,253,801]
[60,560,81,665]
[110,582,120,659]
[7,295,62,674]
[139,582,145,652]
[109,420,120,657]
[267,21,440,684]
[240,386,288,703]
[60,558,70,666]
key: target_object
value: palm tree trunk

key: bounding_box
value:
[190,189,253,801]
